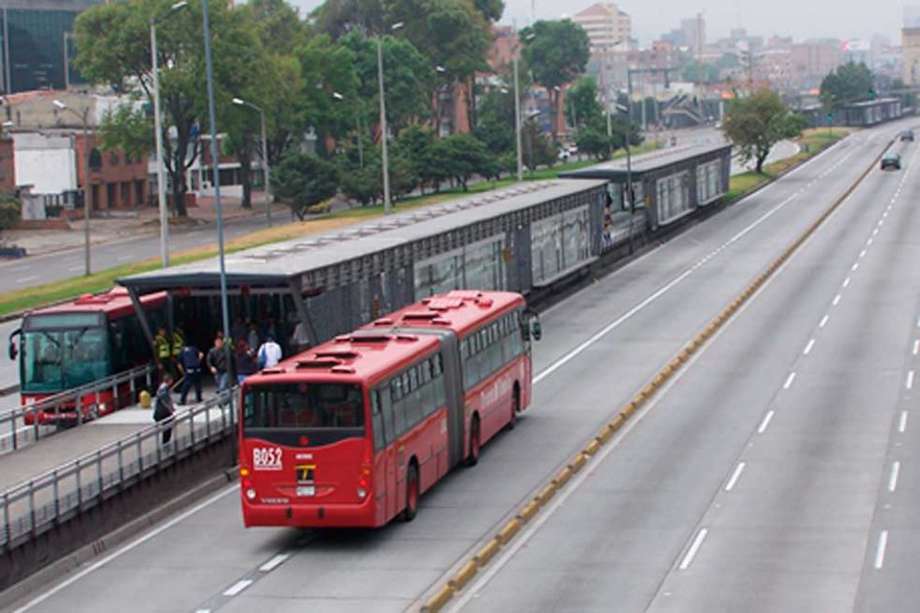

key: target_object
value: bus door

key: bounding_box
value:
[376,387,399,520]
[438,333,465,468]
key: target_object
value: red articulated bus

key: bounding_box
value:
[8,288,167,425]
[239,290,542,528]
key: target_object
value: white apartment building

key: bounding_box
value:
[571,2,631,53]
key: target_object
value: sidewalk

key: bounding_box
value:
[4,191,288,257]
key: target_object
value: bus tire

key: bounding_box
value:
[508,386,520,431]
[403,462,420,522]
[465,416,481,467]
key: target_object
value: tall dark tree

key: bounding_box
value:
[565,76,603,129]
[520,19,590,139]
[820,62,875,109]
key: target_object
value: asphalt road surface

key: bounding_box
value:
[10,118,916,613]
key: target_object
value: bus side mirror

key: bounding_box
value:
[8,340,17,361]
[530,320,542,342]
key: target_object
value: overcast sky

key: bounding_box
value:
[288,0,906,44]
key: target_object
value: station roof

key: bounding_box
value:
[559,142,732,180]
[117,179,607,293]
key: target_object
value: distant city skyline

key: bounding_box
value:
[288,0,903,46]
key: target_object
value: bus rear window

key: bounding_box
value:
[243,383,366,443]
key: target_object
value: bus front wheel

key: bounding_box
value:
[466,417,481,467]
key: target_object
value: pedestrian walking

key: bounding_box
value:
[257,335,282,369]
[207,335,229,392]
[154,374,175,445]
[177,341,204,405]
[235,340,259,384]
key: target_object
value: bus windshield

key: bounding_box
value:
[21,326,110,393]
[243,382,366,447]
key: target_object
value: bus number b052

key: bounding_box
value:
[253,447,283,470]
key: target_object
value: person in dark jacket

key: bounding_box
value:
[177,342,204,405]
[235,339,259,384]
[154,374,175,445]
[206,336,229,392]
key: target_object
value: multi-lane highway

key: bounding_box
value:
[9,117,915,613]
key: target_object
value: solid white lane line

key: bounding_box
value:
[12,486,237,613]
[758,411,775,434]
[843,277,851,288]
[725,462,746,492]
[874,530,889,570]
[803,339,816,355]
[889,462,901,493]
[259,553,289,572]
[907,371,915,391]
[223,580,253,597]
[679,528,709,571]
[820,314,830,328]
[195,610,211,613]
[783,372,797,390]
[899,411,909,434]
[833,294,842,306]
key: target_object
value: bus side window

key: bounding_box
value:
[380,385,395,445]
[371,390,385,450]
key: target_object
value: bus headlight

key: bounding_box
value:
[245,488,256,501]
[357,487,367,499]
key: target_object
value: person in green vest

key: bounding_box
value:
[154,327,172,378]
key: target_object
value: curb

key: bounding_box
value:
[419,138,894,613]
[0,466,239,612]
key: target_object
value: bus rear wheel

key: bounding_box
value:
[508,387,520,430]
[403,464,419,522]
[466,417,481,467]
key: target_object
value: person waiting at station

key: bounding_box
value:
[235,340,259,384]
[207,335,230,392]
[247,321,261,353]
[154,373,176,445]
[289,318,311,355]
[171,327,185,373]
[177,340,204,405]
[258,335,282,369]
[154,327,173,377]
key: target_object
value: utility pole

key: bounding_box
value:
[376,22,404,215]
[514,52,523,181]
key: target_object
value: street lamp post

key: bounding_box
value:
[513,28,535,182]
[150,1,188,269]
[377,21,403,215]
[54,99,92,275]
[232,97,272,227]
[333,91,363,168]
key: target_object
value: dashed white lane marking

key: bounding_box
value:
[15,276,37,284]
[725,462,746,492]
[874,530,889,570]
[679,528,709,570]
[259,553,289,572]
[223,580,253,597]
[907,370,915,391]
[867,238,873,246]
[758,411,775,434]
[803,338,816,355]
[783,372,797,390]
[914,340,919,356]
[852,263,860,272]
[873,228,879,237]
[899,411,909,434]
[843,277,851,288]
[195,610,210,613]
[820,314,830,328]
[859,249,867,258]
[833,294,842,306]
[889,462,901,493]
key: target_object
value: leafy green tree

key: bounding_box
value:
[522,119,556,170]
[575,125,609,160]
[272,151,339,219]
[395,125,439,192]
[244,0,307,55]
[98,103,152,161]
[340,31,434,134]
[312,0,386,39]
[521,20,590,138]
[722,89,807,173]
[820,62,875,109]
[474,87,515,155]
[297,33,361,152]
[565,76,603,129]
[429,133,494,190]
[0,192,20,234]
[74,0,253,217]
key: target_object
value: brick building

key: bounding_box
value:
[0,136,13,192]
[74,132,147,210]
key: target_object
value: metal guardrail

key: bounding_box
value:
[0,388,237,551]
[0,364,156,455]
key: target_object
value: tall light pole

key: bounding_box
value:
[333,91,363,168]
[232,97,272,227]
[54,100,93,275]
[150,0,188,269]
[513,28,535,182]
[63,32,74,90]
[377,21,403,215]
